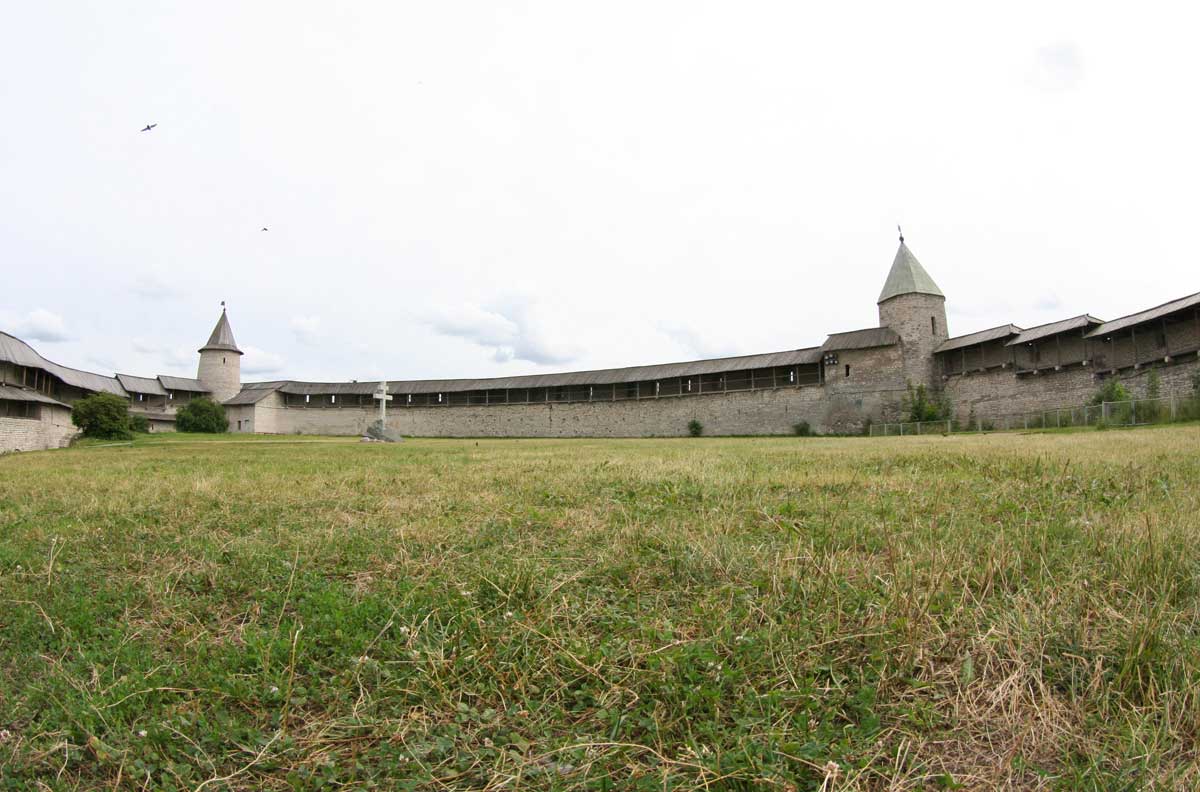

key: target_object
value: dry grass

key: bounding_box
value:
[1,427,1199,789]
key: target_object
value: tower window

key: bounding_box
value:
[844,364,851,378]
[223,357,226,364]
[931,317,936,335]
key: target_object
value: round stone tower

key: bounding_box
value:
[197,304,243,403]
[877,234,948,389]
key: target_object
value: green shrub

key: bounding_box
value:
[686,419,703,437]
[71,393,133,440]
[1090,379,1130,406]
[127,413,150,433]
[903,383,951,422]
[793,421,813,437]
[176,397,228,433]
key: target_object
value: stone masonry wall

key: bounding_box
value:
[0,405,79,453]
[879,293,948,389]
[247,342,911,438]
[262,381,906,438]
[944,353,1200,423]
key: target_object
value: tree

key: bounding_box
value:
[176,397,228,433]
[71,393,133,440]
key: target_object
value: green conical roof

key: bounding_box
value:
[198,307,243,354]
[877,241,944,303]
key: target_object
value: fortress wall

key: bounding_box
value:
[944,354,1200,423]
[245,391,303,435]
[224,405,257,433]
[256,344,909,437]
[0,405,78,453]
[264,384,904,438]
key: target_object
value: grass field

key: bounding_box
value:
[2,428,1199,790]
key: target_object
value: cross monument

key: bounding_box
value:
[373,381,393,431]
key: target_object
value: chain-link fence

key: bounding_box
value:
[870,393,1200,437]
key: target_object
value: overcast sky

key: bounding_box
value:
[3,3,1198,382]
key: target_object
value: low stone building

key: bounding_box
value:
[3,239,1198,451]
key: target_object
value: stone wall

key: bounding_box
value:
[0,405,78,453]
[879,293,948,388]
[197,350,241,404]
[260,379,907,438]
[944,353,1200,423]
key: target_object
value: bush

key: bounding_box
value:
[128,413,150,433]
[1089,379,1130,406]
[686,419,703,437]
[176,397,228,433]
[903,383,951,423]
[71,393,133,440]
[793,421,812,437]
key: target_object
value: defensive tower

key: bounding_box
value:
[197,304,243,404]
[877,232,948,390]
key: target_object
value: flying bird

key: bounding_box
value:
[141,123,157,132]
[261,227,268,232]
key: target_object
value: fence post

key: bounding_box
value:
[1170,393,1177,421]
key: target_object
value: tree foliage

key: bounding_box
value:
[71,393,133,440]
[176,397,228,433]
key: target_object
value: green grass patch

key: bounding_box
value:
[2,428,1200,788]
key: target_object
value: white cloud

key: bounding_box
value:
[1031,42,1084,91]
[1034,294,1063,312]
[130,271,182,300]
[289,315,323,346]
[241,345,286,376]
[425,297,577,366]
[1,308,72,342]
[657,323,738,360]
[131,337,195,369]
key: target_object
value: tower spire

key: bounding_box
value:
[199,305,242,355]
[878,236,943,304]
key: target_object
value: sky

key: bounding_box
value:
[2,2,1198,382]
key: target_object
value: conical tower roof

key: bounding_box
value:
[877,240,944,303]
[198,306,243,354]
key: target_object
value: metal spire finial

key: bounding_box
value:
[897,225,904,244]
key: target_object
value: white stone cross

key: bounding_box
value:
[373,381,393,429]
